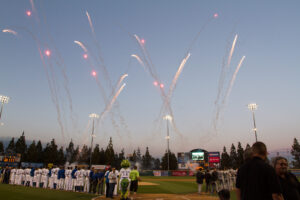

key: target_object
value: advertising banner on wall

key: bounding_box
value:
[208,152,220,163]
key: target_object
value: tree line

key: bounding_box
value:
[0,132,178,170]
[220,138,300,169]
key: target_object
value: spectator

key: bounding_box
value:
[129,165,140,198]
[97,169,104,195]
[211,168,218,194]
[108,167,118,198]
[205,169,211,193]
[236,141,283,200]
[218,189,230,200]
[273,156,300,200]
[104,167,111,198]
[196,168,205,195]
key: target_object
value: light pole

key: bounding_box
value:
[248,103,258,142]
[89,113,99,169]
[0,95,10,120]
[163,114,172,171]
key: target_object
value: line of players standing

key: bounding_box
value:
[6,166,107,194]
[203,169,237,193]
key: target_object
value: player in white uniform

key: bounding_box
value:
[33,168,42,188]
[41,168,49,188]
[48,168,55,189]
[16,168,24,185]
[64,167,72,191]
[53,167,59,189]
[84,169,90,193]
[9,168,16,185]
[75,168,84,192]
[25,168,31,186]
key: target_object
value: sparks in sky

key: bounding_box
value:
[91,70,97,77]
[153,81,158,86]
[26,10,32,17]
[45,50,51,57]
[140,39,145,45]
[83,54,88,59]
[160,83,164,88]
[213,13,219,18]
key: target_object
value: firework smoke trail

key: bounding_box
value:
[3,27,67,142]
[28,3,76,141]
[131,54,147,71]
[74,41,123,138]
[116,74,128,91]
[133,34,182,137]
[2,29,18,36]
[215,34,238,106]
[98,83,126,123]
[84,12,132,137]
[86,11,95,36]
[227,34,238,66]
[168,53,191,99]
[222,56,245,105]
[74,40,88,52]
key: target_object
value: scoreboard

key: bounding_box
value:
[0,154,21,167]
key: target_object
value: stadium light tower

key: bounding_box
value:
[163,114,172,171]
[248,103,258,142]
[89,113,99,169]
[0,95,10,120]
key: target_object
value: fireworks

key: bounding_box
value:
[45,49,51,57]
[26,10,32,17]
[91,70,97,77]
[83,54,88,59]
[214,13,219,18]
[2,29,18,36]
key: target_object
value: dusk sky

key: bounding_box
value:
[1,0,299,157]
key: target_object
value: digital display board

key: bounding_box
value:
[192,152,204,161]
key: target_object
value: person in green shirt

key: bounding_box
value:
[129,166,140,198]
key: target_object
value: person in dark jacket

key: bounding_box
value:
[211,168,218,194]
[205,169,212,193]
[196,168,205,194]
[273,156,300,200]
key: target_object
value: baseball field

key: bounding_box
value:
[0,176,239,200]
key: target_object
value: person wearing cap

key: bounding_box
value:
[196,167,205,195]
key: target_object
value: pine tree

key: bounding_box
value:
[136,147,142,163]
[221,146,230,169]
[43,139,58,164]
[236,142,244,168]
[0,141,4,153]
[36,140,43,163]
[161,150,177,170]
[6,137,15,153]
[245,143,251,150]
[91,144,101,164]
[129,150,137,162]
[71,146,79,163]
[26,140,37,162]
[105,137,115,165]
[15,132,27,161]
[142,147,152,170]
[291,138,300,168]
[99,148,106,164]
[57,147,66,165]
[229,144,238,169]
[78,145,90,164]
[116,149,125,169]
[66,140,75,163]
[153,158,161,169]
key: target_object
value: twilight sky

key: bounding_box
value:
[0,0,299,156]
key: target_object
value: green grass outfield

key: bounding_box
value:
[139,176,237,199]
[0,184,96,200]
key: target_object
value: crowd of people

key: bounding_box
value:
[196,167,237,195]
[0,160,140,200]
[1,141,300,200]
[194,141,300,200]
